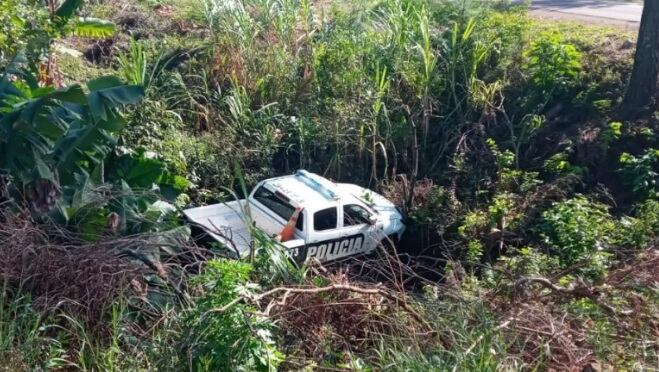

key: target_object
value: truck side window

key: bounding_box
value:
[343,204,371,226]
[314,207,337,231]
[296,211,304,231]
[253,186,303,232]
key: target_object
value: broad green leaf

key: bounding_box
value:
[30,87,56,98]
[152,226,191,255]
[87,76,124,91]
[159,174,190,200]
[73,18,116,38]
[116,154,165,188]
[0,52,30,96]
[74,207,108,242]
[47,85,87,104]
[34,157,54,182]
[18,97,47,124]
[54,0,84,21]
[87,78,143,120]
[144,200,177,224]
[96,109,126,131]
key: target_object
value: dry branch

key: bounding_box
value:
[0,210,203,335]
[514,276,632,316]
[207,283,432,332]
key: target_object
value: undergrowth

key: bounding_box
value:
[0,0,656,371]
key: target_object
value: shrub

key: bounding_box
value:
[0,0,49,63]
[601,122,622,143]
[543,152,584,176]
[495,246,560,279]
[121,98,187,175]
[538,196,615,279]
[183,260,282,371]
[487,138,541,193]
[615,199,659,248]
[619,148,658,200]
[458,210,489,238]
[466,240,485,266]
[525,32,581,98]
[637,198,659,236]
[409,185,453,223]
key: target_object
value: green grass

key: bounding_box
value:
[0,0,656,370]
[0,283,66,370]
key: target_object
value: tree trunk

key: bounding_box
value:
[620,0,659,119]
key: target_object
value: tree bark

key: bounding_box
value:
[620,0,659,119]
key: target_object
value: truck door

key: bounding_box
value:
[304,204,379,262]
[339,204,378,254]
[304,207,342,262]
[250,185,304,239]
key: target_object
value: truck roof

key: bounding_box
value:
[263,170,359,212]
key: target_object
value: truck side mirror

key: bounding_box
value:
[368,215,377,225]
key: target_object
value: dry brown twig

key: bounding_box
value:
[504,303,595,370]
[0,209,204,336]
[514,276,632,316]
[206,282,432,332]
[196,246,443,364]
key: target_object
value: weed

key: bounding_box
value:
[619,148,659,200]
[525,31,582,101]
[183,260,283,371]
[538,196,616,280]
[0,283,65,370]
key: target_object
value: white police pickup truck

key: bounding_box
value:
[183,170,405,264]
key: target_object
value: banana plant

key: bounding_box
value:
[16,0,117,76]
[0,52,144,212]
[51,0,116,38]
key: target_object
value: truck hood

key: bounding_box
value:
[336,183,403,222]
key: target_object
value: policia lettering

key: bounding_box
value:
[306,234,365,261]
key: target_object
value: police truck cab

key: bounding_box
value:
[183,170,406,263]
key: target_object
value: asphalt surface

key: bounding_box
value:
[522,0,642,24]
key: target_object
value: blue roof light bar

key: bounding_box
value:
[295,170,338,200]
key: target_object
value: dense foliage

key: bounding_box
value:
[0,0,656,371]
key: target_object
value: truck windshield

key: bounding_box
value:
[253,186,303,231]
[343,204,371,226]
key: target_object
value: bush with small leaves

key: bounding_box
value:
[615,199,659,248]
[544,152,584,177]
[619,149,658,200]
[183,260,283,371]
[538,196,615,279]
[492,246,560,282]
[525,32,582,99]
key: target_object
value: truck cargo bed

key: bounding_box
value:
[183,200,253,258]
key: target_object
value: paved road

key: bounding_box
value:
[522,0,642,24]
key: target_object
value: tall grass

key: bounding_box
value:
[159,0,519,189]
[117,38,147,87]
[0,283,184,371]
[0,283,65,370]
[117,37,180,95]
[370,298,516,371]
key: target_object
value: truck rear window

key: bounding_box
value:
[253,186,303,231]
